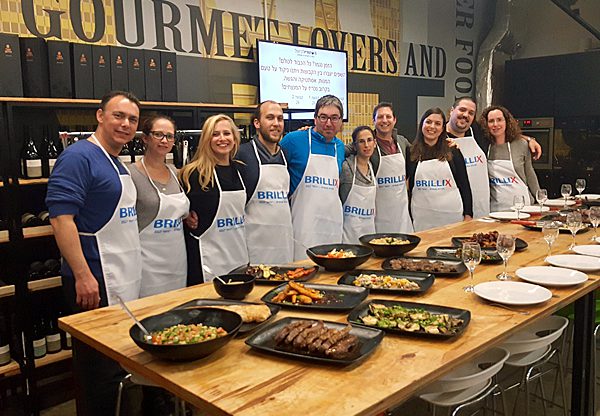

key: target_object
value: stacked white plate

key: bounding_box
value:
[546,254,600,272]
[489,211,531,220]
[510,205,550,213]
[516,266,588,287]
[580,194,600,200]
[545,199,576,207]
[573,245,600,258]
[473,281,552,306]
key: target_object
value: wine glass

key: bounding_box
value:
[542,221,559,259]
[588,206,599,242]
[461,242,481,293]
[513,195,526,219]
[496,234,516,280]
[536,189,548,213]
[561,184,572,209]
[575,178,586,197]
[566,211,582,250]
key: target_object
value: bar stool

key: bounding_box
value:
[498,315,569,416]
[115,370,186,416]
[418,347,510,416]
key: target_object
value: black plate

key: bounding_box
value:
[381,256,466,277]
[520,222,590,234]
[229,264,319,285]
[337,269,434,294]
[306,244,373,271]
[451,236,528,251]
[244,317,384,365]
[347,299,470,339]
[261,282,368,312]
[172,299,280,336]
[358,233,421,257]
[427,246,503,264]
[130,308,242,361]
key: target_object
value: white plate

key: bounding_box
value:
[546,254,600,272]
[474,281,552,306]
[545,199,576,207]
[510,205,550,213]
[489,211,531,220]
[573,245,600,258]
[580,194,600,200]
[516,266,588,287]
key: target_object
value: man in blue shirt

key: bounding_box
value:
[280,95,345,259]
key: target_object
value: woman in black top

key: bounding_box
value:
[179,114,248,285]
[406,108,473,231]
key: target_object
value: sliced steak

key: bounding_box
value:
[275,321,305,344]
[293,321,323,349]
[318,325,351,353]
[326,334,359,359]
[285,320,315,344]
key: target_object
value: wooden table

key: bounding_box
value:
[59,220,599,416]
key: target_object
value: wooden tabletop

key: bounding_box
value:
[59,219,600,416]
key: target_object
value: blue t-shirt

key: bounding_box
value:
[46,139,129,281]
[280,128,345,195]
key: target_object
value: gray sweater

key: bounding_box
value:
[339,154,375,204]
[487,140,540,202]
[130,164,183,230]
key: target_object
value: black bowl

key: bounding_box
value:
[306,243,373,272]
[213,273,256,300]
[129,308,242,361]
[359,233,421,258]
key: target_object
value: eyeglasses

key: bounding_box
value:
[316,114,342,123]
[150,131,176,142]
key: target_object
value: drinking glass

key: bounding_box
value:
[496,234,516,280]
[588,206,600,242]
[536,189,548,213]
[461,242,481,293]
[513,195,526,219]
[566,211,583,250]
[561,184,572,209]
[575,178,586,197]
[542,221,559,259]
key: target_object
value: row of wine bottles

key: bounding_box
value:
[28,259,61,281]
[21,211,50,228]
[32,310,72,359]
[21,127,61,179]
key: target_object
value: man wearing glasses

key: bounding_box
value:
[280,95,345,260]
[46,90,142,415]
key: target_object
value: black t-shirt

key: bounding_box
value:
[236,138,286,201]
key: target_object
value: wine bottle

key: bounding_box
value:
[119,142,132,164]
[43,258,61,276]
[28,261,46,281]
[32,317,47,359]
[166,133,176,167]
[45,313,61,354]
[37,210,50,225]
[21,128,42,179]
[132,136,144,162]
[21,212,43,228]
[57,310,72,350]
[0,313,11,366]
[45,135,59,175]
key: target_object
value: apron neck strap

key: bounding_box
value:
[91,134,124,175]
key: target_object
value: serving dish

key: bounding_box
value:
[229,264,319,285]
[261,282,368,312]
[213,273,255,300]
[358,233,421,257]
[129,308,242,361]
[381,256,466,277]
[347,299,471,339]
[172,299,280,335]
[245,317,383,365]
[426,246,503,264]
[337,269,434,294]
[307,243,373,271]
[515,221,589,234]
[451,236,528,251]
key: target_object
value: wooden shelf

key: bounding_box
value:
[28,276,62,292]
[0,230,7,243]
[0,359,21,377]
[0,225,53,244]
[0,178,49,187]
[0,285,15,298]
[35,349,71,369]
[0,97,278,111]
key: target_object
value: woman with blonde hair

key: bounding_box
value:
[180,114,248,284]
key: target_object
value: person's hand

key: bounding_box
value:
[464,215,473,221]
[185,210,199,229]
[75,272,100,310]
[446,137,459,149]
[527,137,542,160]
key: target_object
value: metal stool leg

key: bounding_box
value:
[450,384,506,416]
[115,373,132,416]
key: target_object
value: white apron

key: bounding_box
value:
[453,128,490,218]
[191,168,249,280]
[411,158,464,232]
[374,145,414,233]
[245,141,294,264]
[138,159,189,297]
[290,129,343,260]
[487,142,532,212]
[80,135,142,305]
[342,158,376,244]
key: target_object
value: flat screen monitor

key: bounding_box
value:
[257,41,348,120]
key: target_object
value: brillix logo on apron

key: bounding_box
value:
[487,142,532,212]
[342,158,376,244]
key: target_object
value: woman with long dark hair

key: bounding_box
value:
[406,107,473,231]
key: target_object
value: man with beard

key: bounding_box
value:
[237,100,294,263]
[446,96,541,218]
